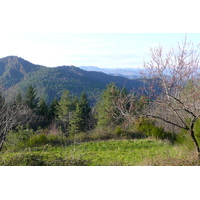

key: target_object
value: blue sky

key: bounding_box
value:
[0,33,199,68]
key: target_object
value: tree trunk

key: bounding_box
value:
[0,134,6,151]
[189,129,200,159]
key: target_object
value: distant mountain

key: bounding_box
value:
[0,56,44,88]
[79,66,142,79]
[0,56,144,104]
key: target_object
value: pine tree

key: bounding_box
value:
[16,91,23,104]
[79,92,91,131]
[96,82,122,127]
[24,85,40,113]
[56,90,74,131]
[70,103,84,134]
[38,98,49,117]
[48,97,59,120]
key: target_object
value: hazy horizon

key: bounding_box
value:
[0,33,200,69]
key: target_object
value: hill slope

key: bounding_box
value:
[0,56,143,104]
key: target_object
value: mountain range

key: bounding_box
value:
[0,56,144,104]
[79,66,142,79]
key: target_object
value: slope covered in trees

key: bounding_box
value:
[0,56,143,104]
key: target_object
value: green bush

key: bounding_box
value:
[0,153,45,166]
[27,134,48,147]
[174,119,200,150]
[0,151,90,166]
[114,126,123,137]
[4,127,34,150]
[175,130,195,151]
[46,134,67,146]
[194,119,200,144]
[135,118,175,142]
[89,127,116,141]
[151,126,164,139]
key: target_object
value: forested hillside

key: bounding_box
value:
[0,56,143,104]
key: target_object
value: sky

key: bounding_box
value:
[0,1,200,69]
[0,33,200,68]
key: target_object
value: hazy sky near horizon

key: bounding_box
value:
[0,33,200,68]
[0,1,199,69]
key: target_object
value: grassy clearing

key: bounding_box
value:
[1,138,199,166]
[63,139,199,166]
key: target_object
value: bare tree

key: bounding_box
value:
[0,98,38,151]
[112,89,148,128]
[141,38,200,157]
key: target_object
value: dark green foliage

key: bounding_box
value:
[56,90,92,134]
[69,93,91,134]
[48,97,59,120]
[194,119,200,145]
[27,134,48,147]
[0,150,90,166]
[0,56,143,105]
[0,91,5,108]
[38,98,49,117]
[135,119,176,142]
[77,92,91,131]
[70,103,84,134]
[79,92,91,118]
[56,90,73,120]
[24,85,40,112]
[4,127,34,150]
[175,119,200,150]
[96,83,122,127]
[56,90,74,132]
[0,56,43,88]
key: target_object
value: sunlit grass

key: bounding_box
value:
[1,138,198,166]
[64,139,187,166]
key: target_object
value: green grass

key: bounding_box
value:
[64,139,195,166]
[1,139,199,166]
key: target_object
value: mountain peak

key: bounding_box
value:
[0,56,43,87]
[1,56,33,66]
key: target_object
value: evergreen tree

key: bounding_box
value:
[15,91,23,104]
[24,85,40,112]
[96,82,122,127]
[48,97,59,120]
[79,92,91,131]
[69,93,91,134]
[70,103,84,134]
[38,98,49,117]
[56,90,74,131]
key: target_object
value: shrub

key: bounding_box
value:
[0,151,90,166]
[114,126,123,137]
[4,127,34,150]
[27,134,48,147]
[89,127,116,141]
[135,118,175,142]
[175,130,195,151]
[46,134,67,146]
[151,126,164,139]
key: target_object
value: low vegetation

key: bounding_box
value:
[1,124,200,166]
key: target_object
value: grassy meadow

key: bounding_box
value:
[1,128,200,166]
